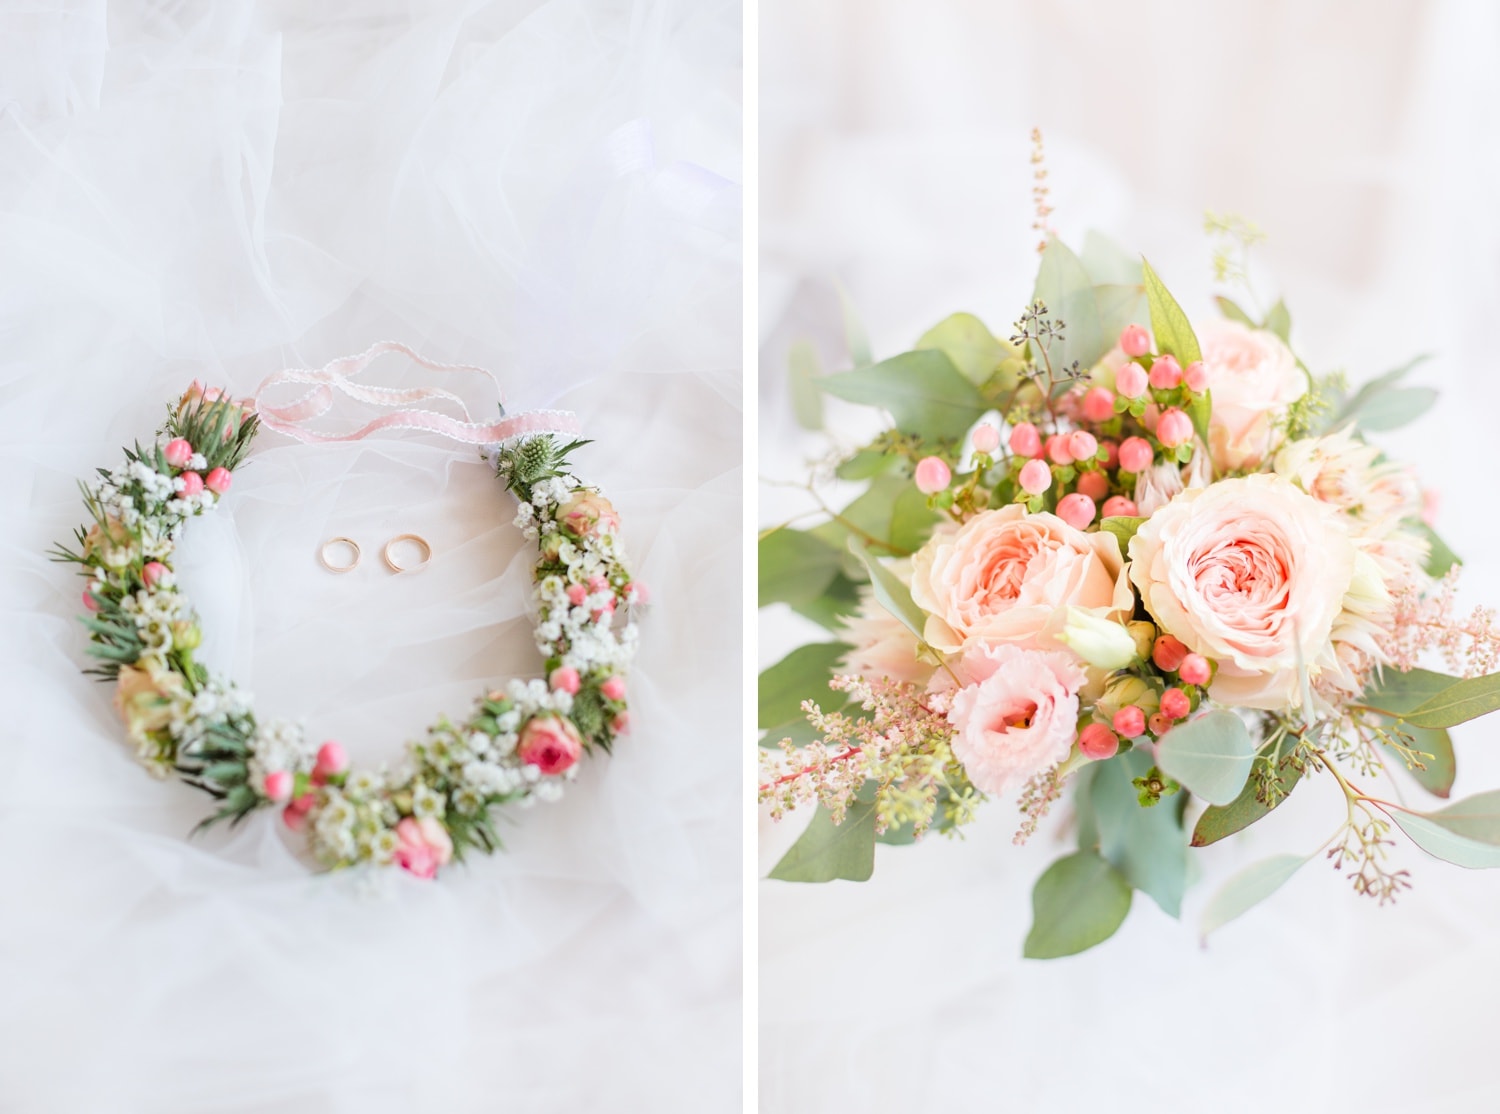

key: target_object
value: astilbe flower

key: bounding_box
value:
[758,674,978,838]
[1384,567,1500,678]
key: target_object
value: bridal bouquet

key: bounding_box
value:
[759,225,1500,957]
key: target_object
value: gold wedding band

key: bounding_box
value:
[382,533,432,574]
[319,537,361,573]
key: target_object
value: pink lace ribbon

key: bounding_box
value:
[250,340,581,446]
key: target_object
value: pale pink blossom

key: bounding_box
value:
[394,817,454,880]
[1196,319,1305,471]
[517,714,584,775]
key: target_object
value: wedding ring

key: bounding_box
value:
[319,537,361,573]
[382,533,432,574]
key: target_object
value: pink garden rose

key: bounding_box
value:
[517,714,584,775]
[909,504,1133,653]
[1128,473,1357,709]
[1196,319,1305,471]
[556,489,620,538]
[946,643,1087,795]
[393,817,453,880]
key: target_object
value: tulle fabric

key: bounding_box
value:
[0,1,740,1110]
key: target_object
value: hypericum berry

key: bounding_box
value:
[1082,387,1116,423]
[1019,459,1052,495]
[1118,436,1154,473]
[1148,354,1183,390]
[1046,434,1074,466]
[1155,408,1194,449]
[1101,495,1138,518]
[1112,705,1147,738]
[1067,430,1099,462]
[204,466,232,495]
[1160,687,1191,720]
[1152,635,1190,673]
[313,740,348,782]
[263,770,292,803]
[1075,470,1110,501]
[914,456,952,494]
[1009,422,1042,458]
[1056,492,1097,530]
[164,438,193,468]
[1119,324,1151,358]
[1149,712,1174,737]
[600,676,627,701]
[1183,360,1209,393]
[971,423,1000,454]
[1079,722,1120,760]
[178,471,204,497]
[1179,653,1212,687]
[1115,362,1149,400]
[549,666,581,695]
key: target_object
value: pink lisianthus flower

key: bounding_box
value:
[945,643,1088,796]
[393,817,454,880]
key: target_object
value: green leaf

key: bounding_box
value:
[1362,667,1458,797]
[1214,295,1256,328]
[1186,390,1212,452]
[1350,386,1438,432]
[786,340,825,431]
[1094,284,1149,346]
[1191,746,1304,847]
[1414,521,1461,577]
[1034,238,1108,374]
[1099,516,1146,556]
[1200,854,1308,940]
[1383,724,1455,798]
[1079,230,1143,286]
[837,283,873,369]
[1334,354,1431,428]
[835,450,895,481]
[1400,672,1500,729]
[819,350,987,441]
[1412,791,1500,843]
[1263,299,1291,343]
[1023,851,1133,959]
[790,571,864,631]
[1087,750,1188,917]
[1389,803,1500,869]
[1141,258,1202,365]
[916,312,1014,387]
[758,529,843,607]
[846,538,929,643]
[889,485,939,553]
[768,798,877,882]
[1156,709,1256,806]
[758,642,851,730]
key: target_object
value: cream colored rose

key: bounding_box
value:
[909,504,1133,654]
[114,659,186,746]
[1197,319,1306,471]
[1128,474,1357,709]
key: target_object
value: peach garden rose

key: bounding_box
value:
[1196,318,1306,472]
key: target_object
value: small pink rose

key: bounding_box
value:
[555,489,620,538]
[142,561,169,588]
[393,817,453,880]
[517,715,584,775]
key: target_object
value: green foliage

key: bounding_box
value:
[768,797,877,882]
[1332,355,1436,433]
[1192,743,1304,846]
[1098,516,1146,557]
[758,642,851,730]
[916,312,1020,389]
[818,349,987,441]
[1389,797,1500,869]
[1023,851,1133,959]
[498,435,591,499]
[758,529,844,607]
[1155,709,1256,806]
[1415,522,1461,577]
[1362,668,1458,796]
[1199,854,1308,940]
[846,538,928,643]
[1263,299,1291,343]
[787,340,825,431]
[1032,238,1112,375]
[835,450,895,481]
[1393,672,1500,730]
[1214,295,1256,328]
[1080,750,1189,917]
[1141,258,1202,365]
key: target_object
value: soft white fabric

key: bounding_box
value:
[0,2,740,1111]
[761,2,1500,1111]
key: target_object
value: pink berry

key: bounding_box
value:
[1056,492,1097,530]
[549,666,581,695]
[82,588,99,612]
[1082,387,1116,424]
[1100,440,1119,470]
[1153,635,1190,673]
[1118,436,1154,473]
[1179,653,1212,687]
[567,583,588,606]
[1067,430,1099,463]
[282,793,316,831]
[914,456,952,495]
[1160,687,1191,720]
[1149,712,1174,737]
[1101,495,1138,518]
[142,561,169,588]
[1046,434,1074,466]
[178,471,204,496]
[263,770,292,803]
[601,675,627,701]
[971,423,1000,454]
[1112,705,1147,738]
[587,574,609,593]
[1075,470,1110,501]
[1183,360,1209,393]
[611,712,631,735]
[1119,324,1151,358]
[313,740,347,781]
[1079,723,1120,761]
[1148,354,1183,390]
[204,466,232,495]
[1115,362,1149,400]
[164,438,193,468]
[1155,408,1194,449]
[1018,459,1052,496]
[1009,422,1042,459]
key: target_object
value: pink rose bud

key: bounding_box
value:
[1056,492,1097,530]
[1112,705,1147,738]
[1100,440,1119,469]
[394,817,454,880]
[1045,434,1074,466]
[178,471,204,496]
[1178,653,1212,687]
[1183,360,1209,393]
[549,666,581,695]
[263,770,292,803]
[600,675,627,701]
[1009,422,1042,458]
[164,438,193,468]
[1119,324,1151,358]
[1152,635,1190,673]
[1148,354,1183,390]
[313,740,348,781]
[204,466,232,495]
[1117,436,1154,473]
[1018,458,1052,495]
[1101,495,1138,518]
[971,423,1001,454]
[1155,408,1194,449]
[1067,430,1099,462]
[567,583,588,606]
[914,456,952,495]
[142,561,169,588]
[612,712,631,734]
[282,793,316,832]
[1160,687,1191,720]
[82,588,100,612]
[1075,470,1110,501]
[1115,362,1149,400]
[517,715,584,776]
[1149,712,1174,737]
[1079,722,1120,761]
[1082,387,1116,424]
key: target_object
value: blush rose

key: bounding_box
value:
[1195,319,1305,471]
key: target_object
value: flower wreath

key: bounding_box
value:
[53,345,641,880]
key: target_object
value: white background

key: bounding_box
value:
[0,2,740,1111]
[760,2,1500,1112]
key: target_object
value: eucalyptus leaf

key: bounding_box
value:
[916,312,1013,387]
[1406,791,1500,845]
[790,571,864,631]
[846,538,930,642]
[786,340,825,431]
[759,529,843,607]
[768,798,877,882]
[1191,747,1304,847]
[819,350,987,440]
[1200,854,1308,940]
[1389,807,1500,869]
[1264,299,1291,343]
[889,485,940,553]
[1334,354,1431,427]
[1094,283,1149,343]
[1400,672,1500,729]
[1141,258,1202,365]
[1350,386,1438,432]
[1214,295,1256,328]
[1382,724,1455,798]
[1087,750,1188,917]
[1034,238,1108,374]
[1415,521,1461,577]
[1080,231,1143,286]
[835,450,896,481]
[758,642,851,729]
[1156,709,1256,806]
[1023,851,1133,960]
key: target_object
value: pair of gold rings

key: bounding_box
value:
[318,534,432,575]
